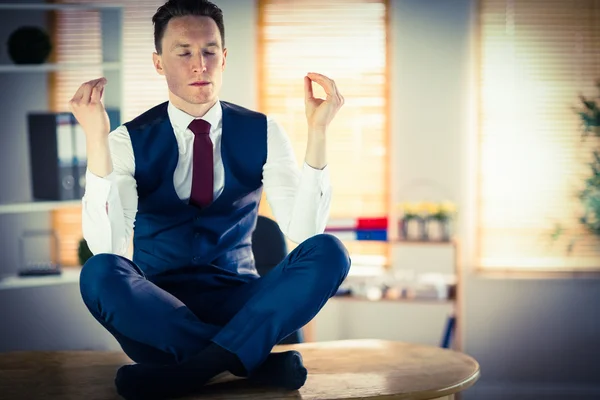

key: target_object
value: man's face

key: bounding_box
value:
[153,15,226,110]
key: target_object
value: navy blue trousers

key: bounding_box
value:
[79,233,350,373]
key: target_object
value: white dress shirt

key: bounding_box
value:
[82,100,332,257]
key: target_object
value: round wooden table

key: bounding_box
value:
[0,339,479,400]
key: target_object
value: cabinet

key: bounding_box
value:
[0,3,123,277]
[305,236,463,351]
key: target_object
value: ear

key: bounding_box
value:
[221,48,227,72]
[153,52,165,76]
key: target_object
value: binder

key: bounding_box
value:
[356,229,388,241]
[72,115,87,198]
[356,217,388,230]
[27,110,120,201]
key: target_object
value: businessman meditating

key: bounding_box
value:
[70,0,350,398]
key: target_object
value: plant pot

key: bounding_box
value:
[425,218,452,241]
[399,216,426,241]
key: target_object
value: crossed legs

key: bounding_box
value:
[79,234,350,398]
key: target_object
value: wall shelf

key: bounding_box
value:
[0,267,81,291]
[325,229,457,246]
[390,239,457,245]
[0,200,81,215]
[0,63,121,73]
[332,295,454,304]
[0,3,122,11]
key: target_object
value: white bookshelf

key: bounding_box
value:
[0,62,121,73]
[0,200,81,215]
[0,3,123,278]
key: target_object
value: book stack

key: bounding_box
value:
[325,217,389,241]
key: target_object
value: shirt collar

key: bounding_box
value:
[167,99,222,134]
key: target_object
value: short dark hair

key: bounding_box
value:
[152,0,225,54]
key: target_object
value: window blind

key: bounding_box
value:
[53,0,167,120]
[478,0,600,271]
[257,0,389,258]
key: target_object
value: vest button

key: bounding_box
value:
[194,232,200,238]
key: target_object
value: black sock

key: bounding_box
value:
[114,342,244,400]
[248,350,307,390]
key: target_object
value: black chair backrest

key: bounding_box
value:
[251,215,288,277]
[251,215,303,344]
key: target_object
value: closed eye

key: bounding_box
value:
[178,52,215,57]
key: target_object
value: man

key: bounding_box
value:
[71,0,350,398]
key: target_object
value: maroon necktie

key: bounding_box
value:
[188,119,213,208]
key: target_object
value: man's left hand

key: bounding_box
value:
[304,72,345,132]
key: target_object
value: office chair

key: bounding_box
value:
[251,215,304,344]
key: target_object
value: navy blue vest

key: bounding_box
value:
[125,101,267,278]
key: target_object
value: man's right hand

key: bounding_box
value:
[68,77,110,141]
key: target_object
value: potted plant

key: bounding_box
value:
[418,201,440,241]
[428,201,457,241]
[398,201,457,241]
[552,81,600,251]
[398,202,423,240]
[576,82,600,235]
[78,238,94,266]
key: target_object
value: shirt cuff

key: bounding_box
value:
[301,162,331,195]
[84,169,114,204]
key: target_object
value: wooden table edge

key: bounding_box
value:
[322,362,481,400]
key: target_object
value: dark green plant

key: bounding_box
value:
[579,151,600,233]
[78,238,93,266]
[576,82,600,235]
[551,82,600,252]
[576,82,600,136]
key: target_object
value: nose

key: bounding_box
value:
[191,54,207,73]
